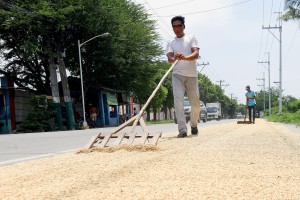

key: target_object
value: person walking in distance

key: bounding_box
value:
[245,85,256,124]
[166,15,201,138]
[88,104,98,122]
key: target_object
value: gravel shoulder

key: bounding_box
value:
[0,119,300,200]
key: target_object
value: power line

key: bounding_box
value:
[269,0,274,26]
[262,0,275,59]
[284,28,298,60]
[151,0,196,10]
[197,62,209,73]
[141,0,174,40]
[257,0,265,78]
[158,0,255,17]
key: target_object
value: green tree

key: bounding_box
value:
[0,0,163,127]
[65,0,163,95]
[286,99,300,113]
[0,0,162,99]
[282,0,300,21]
[0,0,83,129]
[197,73,237,118]
[255,89,266,112]
[157,61,174,120]
[135,61,169,121]
[0,0,80,94]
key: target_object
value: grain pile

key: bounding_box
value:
[0,119,300,200]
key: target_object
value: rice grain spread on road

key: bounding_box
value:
[0,119,299,199]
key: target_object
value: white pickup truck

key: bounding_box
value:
[174,100,207,123]
[206,102,222,121]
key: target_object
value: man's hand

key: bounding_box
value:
[167,52,179,63]
[175,53,186,60]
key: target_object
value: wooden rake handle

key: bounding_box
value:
[86,60,179,148]
[131,60,179,130]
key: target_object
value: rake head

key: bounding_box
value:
[237,121,252,124]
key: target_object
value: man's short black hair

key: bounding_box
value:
[171,16,185,25]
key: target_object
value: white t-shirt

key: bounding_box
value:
[166,34,199,77]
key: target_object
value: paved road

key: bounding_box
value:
[0,119,236,166]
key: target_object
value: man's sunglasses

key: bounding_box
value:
[172,24,183,28]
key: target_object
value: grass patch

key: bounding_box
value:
[266,112,300,127]
[146,119,174,124]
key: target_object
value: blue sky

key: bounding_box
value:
[134,0,300,104]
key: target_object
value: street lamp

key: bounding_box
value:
[78,32,110,127]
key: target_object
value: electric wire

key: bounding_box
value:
[263,0,274,56]
[158,0,255,17]
[140,0,174,41]
[284,28,298,60]
[257,0,265,82]
[151,0,196,10]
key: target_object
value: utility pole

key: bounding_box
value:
[222,84,229,91]
[216,80,224,89]
[257,73,265,112]
[230,93,234,100]
[216,80,229,91]
[258,52,271,116]
[263,12,282,113]
[197,62,209,72]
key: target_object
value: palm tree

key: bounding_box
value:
[284,0,300,8]
[283,0,300,21]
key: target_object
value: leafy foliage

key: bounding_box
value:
[266,111,300,126]
[198,73,237,118]
[282,0,300,21]
[0,0,82,94]
[0,0,163,98]
[21,96,56,132]
[286,99,300,113]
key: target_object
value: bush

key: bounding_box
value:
[266,111,300,126]
[21,96,56,133]
[287,99,300,113]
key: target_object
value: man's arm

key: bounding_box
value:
[176,47,199,61]
[245,94,249,108]
[248,92,256,99]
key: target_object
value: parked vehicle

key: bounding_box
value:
[236,113,243,119]
[206,102,222,121]
[174,100,207,124]
[199,101,207,122]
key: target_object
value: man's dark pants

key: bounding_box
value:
[248,105,256,123]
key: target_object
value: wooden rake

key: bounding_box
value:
[86,60,179,148]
